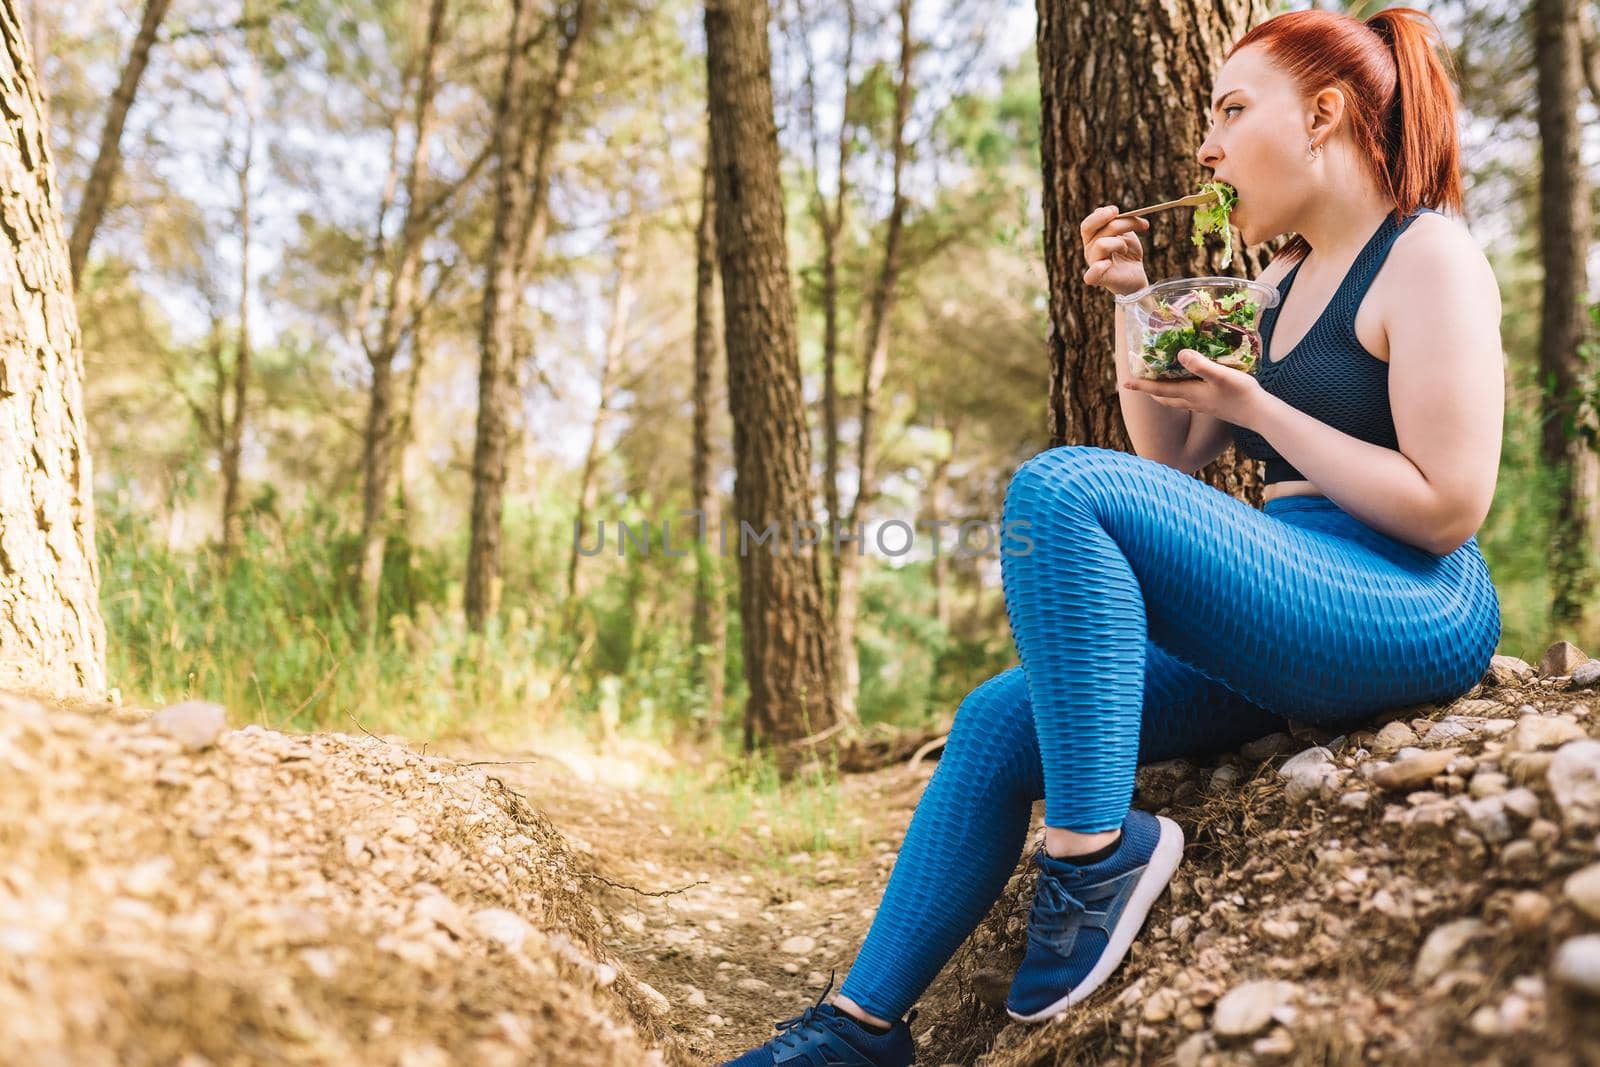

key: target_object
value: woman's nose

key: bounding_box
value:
[1196,134,1220,168]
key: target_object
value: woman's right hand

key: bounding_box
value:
[1080,205,1150,297]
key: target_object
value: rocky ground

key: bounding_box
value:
[7,640,1600,1065]
[0,692,698,1067]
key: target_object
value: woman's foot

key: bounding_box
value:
[718,974,918,1066]
[1006,809,1185,1022]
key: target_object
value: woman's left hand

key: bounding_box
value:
[1121,348,1269,429]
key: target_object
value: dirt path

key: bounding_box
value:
[472,748,939,1063]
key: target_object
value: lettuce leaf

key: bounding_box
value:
[1190,181,1239,269]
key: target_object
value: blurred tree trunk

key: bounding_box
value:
[1579,1,1600,105]
[0,0,107,697]
[834,0,913,725]
[466,0,590,631]
[704,0,839,761]
[568,200,638,601]
[691,152,727,734]
[68,0,171,284]
[794,0,855,609]
[1036,0,1273,502]
[928,419,956,632]
[1535,0,1598,632]
[357,0,448,635]
[219,109,254,565]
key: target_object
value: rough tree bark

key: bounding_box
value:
[704,0,839,758]
[1036,0,1273,502]
[466,0,590,630]
[1535,0,1598,632]
[68,0,172,284]
[833,0,913,725]
[356,0,448,633]
[0,1,107,697]
[691,151,727,732]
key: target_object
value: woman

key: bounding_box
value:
[721,7,1503,1065]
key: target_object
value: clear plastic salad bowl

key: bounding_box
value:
[1114,276,1280,381]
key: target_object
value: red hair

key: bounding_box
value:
[1227,6,1463,263]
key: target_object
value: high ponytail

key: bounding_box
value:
[1363,7,1463,217]
[1227,6,1465,256]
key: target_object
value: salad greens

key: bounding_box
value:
[1190,181,1239,269]
[1136,288,1261,379]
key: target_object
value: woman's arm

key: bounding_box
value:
[1246,217,1504,554]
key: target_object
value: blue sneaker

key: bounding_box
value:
[719,973,918,1066]
[1006,809,1185,1022]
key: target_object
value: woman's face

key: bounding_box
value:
[1196,46,1320,247]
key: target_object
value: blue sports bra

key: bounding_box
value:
[1223,206,1436,483]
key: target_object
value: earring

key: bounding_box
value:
[1306,137,1323,160]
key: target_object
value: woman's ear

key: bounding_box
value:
[1306,85,1346,148]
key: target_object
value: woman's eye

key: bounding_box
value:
[1224,105,1243,118]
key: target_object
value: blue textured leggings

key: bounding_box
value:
[836,445,1500,1021]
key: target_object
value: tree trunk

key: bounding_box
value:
[219,112,253,564]
[466,0,589,630]
[1535,0,1598,633]
[357,0,448,634]
[795,0,854,609]
[704,0,839,760]
[0,1,107,697]
[834,0,913,725]
[928,420,956,632]
[67,0,171,284]
[1036,0,1273,501]
[465,0,536,631]
[568,202,638,601]
[691,152,727,733]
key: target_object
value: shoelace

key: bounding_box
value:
[767,970,915,1051]
[771,970,844,1051]
[1027,858,1092,947]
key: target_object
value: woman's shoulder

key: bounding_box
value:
[1383,209,1499,308]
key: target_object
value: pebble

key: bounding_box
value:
[1372,721,1418,755]
[1508,891,1552,934]
[1563,863,1600,921]
[1211,980,1297,1037]
[1538,641,1589,677]
[1413,918,1485,986]
[1487,655,1535,686]
[1549,740,1600,830]
[1340,790,1370,811]
[779,935,816,955]
[1553,935,1600,996]
[1373,749,1457,791]
[1510,715,1585,753]
[1469,771,1509,799]
[1252,1027,1296,1056]
[1278,746,1338,804]
[1424,718,1477,745]
[470,908,532,953]
[1571,661,1600,689]
[149,701,228,752]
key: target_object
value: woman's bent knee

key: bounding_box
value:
[940,667,1043,802]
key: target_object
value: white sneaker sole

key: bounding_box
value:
[1006,815,1186,1024]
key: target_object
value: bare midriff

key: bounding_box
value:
[1263,479,1321,501]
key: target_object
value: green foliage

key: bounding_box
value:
[855,558,1013,729]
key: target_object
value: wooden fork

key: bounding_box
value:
[1115,190,1219,220]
